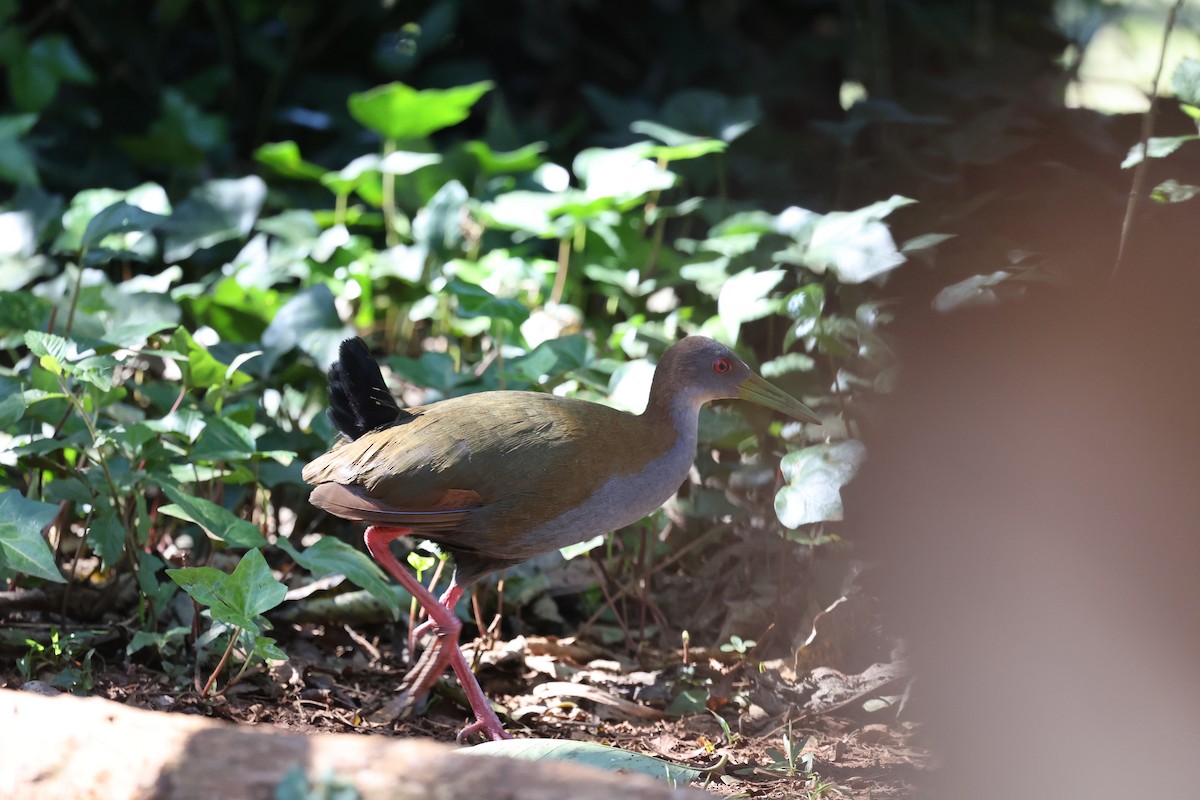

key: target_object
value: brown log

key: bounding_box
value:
[0,689,706,800]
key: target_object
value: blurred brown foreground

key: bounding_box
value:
[852,267,1200,798]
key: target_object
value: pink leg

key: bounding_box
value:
[412,581,465,644]
[364,526,510,741]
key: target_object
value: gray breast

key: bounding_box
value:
[505,417,698,558]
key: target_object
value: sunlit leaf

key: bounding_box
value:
[261,283,353,372]
[160,176,267,263]
[1172,57,1200,106]
[1121,136,1200,169]
[168,548,286,632]
[718,268,785,342]
[775,441,867,528]
[464,140,546,174]
[1151,179,1200,204]
[347,81,493,140]
[253,141,325,181]
[81,202,166,252]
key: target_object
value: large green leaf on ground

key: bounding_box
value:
[0,489,64,583]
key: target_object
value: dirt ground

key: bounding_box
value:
[3,613,928,799]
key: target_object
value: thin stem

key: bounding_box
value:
[202,626,241,696]
[1114,0,1186,278]
[381,138,398,248]
[550,236,570,305]
[64,264,85,337]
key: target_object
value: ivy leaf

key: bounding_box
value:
[774,441,867,528]
[160,176,266,263]
[168,548,285,633]
[253,140,325,181]
[0,114,39,185]
[1172,57,1200,106]
[81,201,166,252]
[261,283,354,373]
[191,416,256,462]
[277,536,400,617]
[0,489,64,582]
[87,511,126,569]
[158,484,266,548]
[347,81,493,140]
[1121,136,1200,169]
[717,268,785,342]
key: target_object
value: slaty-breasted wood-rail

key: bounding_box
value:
[303,335,819,740]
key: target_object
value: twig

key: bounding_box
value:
[202,627,241,696]
[1113,0,1187,278]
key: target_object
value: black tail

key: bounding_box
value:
[327,338,402,440]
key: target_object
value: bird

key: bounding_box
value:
[302,335,820,741]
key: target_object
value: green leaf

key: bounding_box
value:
[120,89,225,170]
[464,140,546,174]
[1150,179,1200,204]
[81,201,166,252]
[781,197,914,284]
[168,548,285,631]
[477,190,565,237]
[168,326,250,390]
[253,141,325,181]
[53,183,170,254]
[0,489,64,582]
[660,89,761,142]
[630,120,727,160]
[412,180,469,255]
[774,441,867,528]
[9,46,57,112]
[0,390,25,426]
[87,511,126,569]
[559,535,604,561]
[461,739,701,785]
[261,284,353,373]
[0,113,39,185]
[445,278,529,328]
[378,150,442,175]
[278,536,400,617]
[573,145,676,204]
[717,268,785,342]
[1121,136,1200,169]
[158,484,266,548]
[191,416,257,462]
[347,80,493,140]
[1172,57,1200,106]
[227,548,287,617]
[24,329,70,363]
[160,176,266,263]
[932,270,1015,312]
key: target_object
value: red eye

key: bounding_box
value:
[713,358,731,374]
